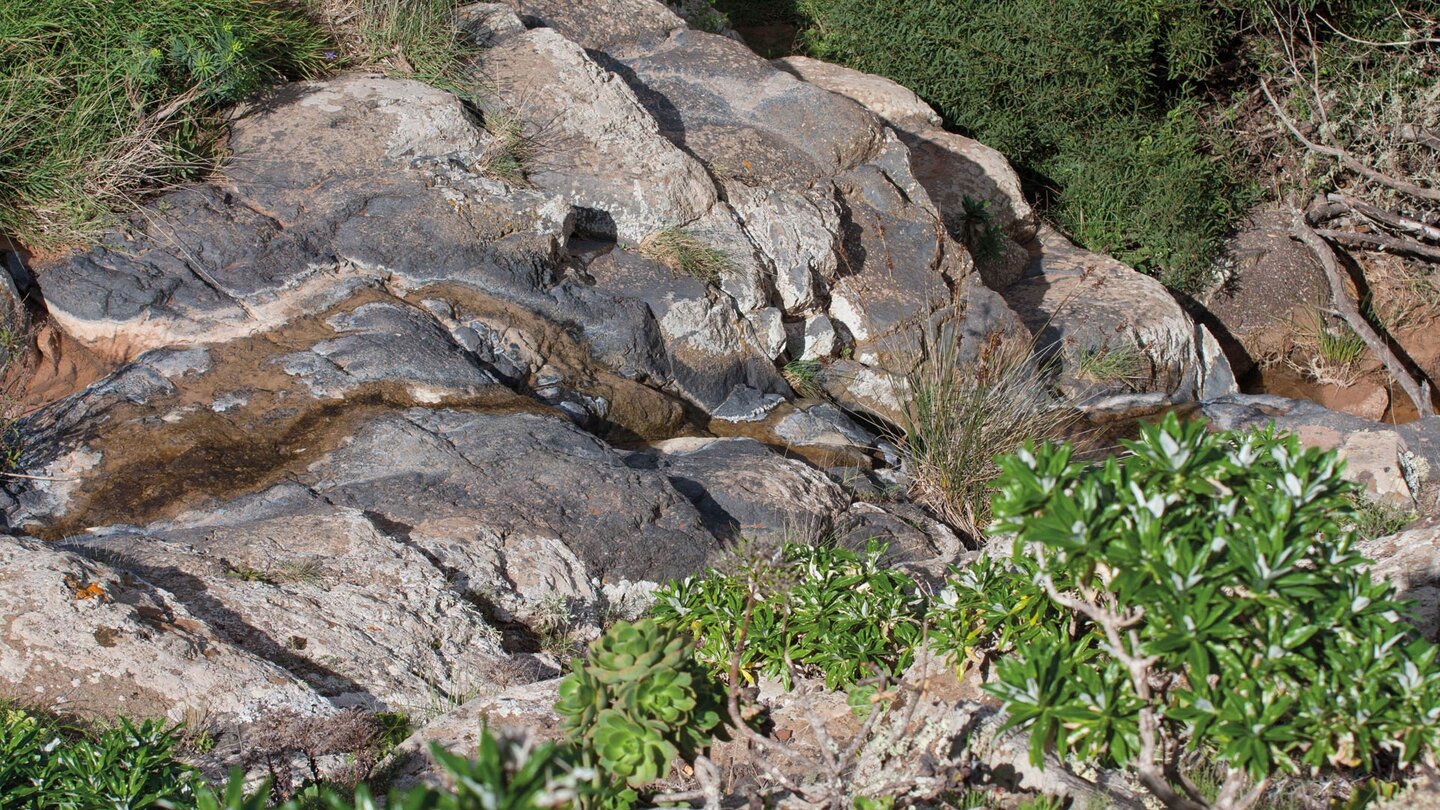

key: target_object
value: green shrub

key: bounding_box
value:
[0,0,329,247]
[980,413,1440,807]
[653,540,925,689]
[555,619,728,803]
[793,0,1263,292]
[1,707,204,808]
[1043,109,1254,292]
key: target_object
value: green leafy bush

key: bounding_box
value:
[1,707,204,808]
[555,619,727,802]
[653,540,925,689]
[980,413,1440,807]
[0,0,329,246]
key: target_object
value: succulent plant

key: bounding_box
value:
[557,618,727,796]
[592,711,676,787]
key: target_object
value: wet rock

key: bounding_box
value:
[773,402,891,463]
[279,302,500,401]
[0,535,329,722]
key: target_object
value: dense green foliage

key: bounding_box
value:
[980,413,1440,784]
[789,0,1258,290]
[555,619,727,803]
[712,0,1435,292]
[0,0,329,246]
[653,540,925,689]
[1,708,203,808]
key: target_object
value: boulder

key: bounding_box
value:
[1359,526,1440,640]
[639,437,851,542]
[1201,394,1428,507]
[1004,226,1236,401]
[0,535,329,722]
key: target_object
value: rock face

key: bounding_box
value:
[1361,526,1440,640]
[1201,394,1436,507]
[3,0,1269,755]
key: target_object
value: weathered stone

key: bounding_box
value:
[0,535,329,722]
[61,486,515,711]
[728,184,841,314]
[481,29,716,242]
[1360,527,1440,640]
[497,0,685,55]
[279,302,500,401]
[616,30,884,189]
[786,314,838,361]
[389,678,565,787]
[1003,226,1227,401]
[641,437,850,542]
[772,55,941,132]
[1201,395,1424,507]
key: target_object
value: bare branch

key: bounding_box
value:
[1261,80,1440,202]
[1035,568,1205,810]
[1293,210,1436,416]
[1399,125,1440,152]
[1327,193,1440,242]
[1316,228,1440,263]
[1315,13,1440,47]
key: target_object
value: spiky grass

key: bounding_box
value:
[0,0,330,248]
[476,110,532,184]
[1286,309,1368,387]
[783,359,825,399]
[899,329,1075,537]
[639,227,729,285]
[1075,340,1146,386]
[315,0,475,98]
[1346,495,1416,541]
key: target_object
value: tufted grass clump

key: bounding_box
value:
[900,330,1074,537]
[1075,340,1146,386]
[0,0,331,248]
[639,227,730,285]
[782,358,825,399]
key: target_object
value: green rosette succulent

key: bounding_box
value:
[588,619,689,686]
[627,666,697,725]
[592,710,677,787]
[557,618,729,795]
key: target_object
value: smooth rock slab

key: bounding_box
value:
[0,535,329,722]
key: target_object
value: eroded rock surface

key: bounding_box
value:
[4,0,1271,750]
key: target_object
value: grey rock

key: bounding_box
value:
[642,437,850,542]
[280,302,500,400]
[614,30,884,189]
[774,402,880,453]
[61,486,513,712]
[786,314,838,361]
[0,534,330,722]
[480,28,716,242]
[1359,526,1440,640]
[1201,394,1430,507]
[1002,226,1215,401]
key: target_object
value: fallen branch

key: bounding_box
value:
[1294,210,1436,417]
[1315,228,1440,263]
[1327,193,1440,243]
[1261,80,1440,203]
[1399,125,1440,152]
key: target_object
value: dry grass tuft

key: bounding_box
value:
[639,227,730,285]
[899,329,1075,537]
